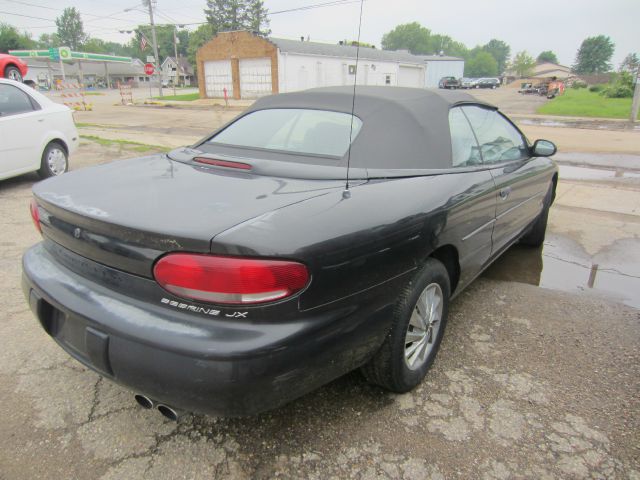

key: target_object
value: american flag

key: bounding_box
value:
[140,34,148,51]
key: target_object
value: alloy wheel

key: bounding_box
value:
[404,283,443,370]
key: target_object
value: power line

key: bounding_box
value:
[269,0,364,15]
[0,0,137,22]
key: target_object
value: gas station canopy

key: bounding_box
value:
[9,48,132,63]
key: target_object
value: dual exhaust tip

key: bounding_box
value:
[134,394,183,421]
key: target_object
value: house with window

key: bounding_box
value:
[161,57,195,87]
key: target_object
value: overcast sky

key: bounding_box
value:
[3,0,638,67]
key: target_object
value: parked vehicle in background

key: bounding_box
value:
[23,86,558,419]
[476,78,501,89]
[0,78,78,181]
[0,53,28,82]
[438,76,461,89]
[460,78,478,89]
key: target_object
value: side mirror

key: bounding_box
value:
[531,139,557,157]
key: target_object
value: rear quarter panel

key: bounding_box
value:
[210,171,497,310]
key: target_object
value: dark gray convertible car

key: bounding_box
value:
[23,86,557,419]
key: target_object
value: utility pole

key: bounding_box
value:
[631,69,640,122]
[145,0,162,97]
[173,26,179,96]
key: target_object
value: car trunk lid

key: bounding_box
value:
[33,154,346,278]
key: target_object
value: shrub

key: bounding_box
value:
[603,84,634,98]
[602,71,635,98]
[571,81,587,89]
[589,84,604,93]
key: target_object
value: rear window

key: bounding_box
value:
[208,109,363,157]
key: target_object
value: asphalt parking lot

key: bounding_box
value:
[0,88,639,479]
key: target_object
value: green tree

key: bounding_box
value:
[573,35,614,74]
[465,51,498,77]
[482,39,510,74]
[0,23,35,51]
[204,0,270,35]
[381,22,431,54]
[619,53,639,73]
[55,7,87,50]
[37,33,60,49]
[381,22,468,57]
[510,50,536,77]
[537,50,558,64]
[187,24,215,69]
[129,25,188,62]
[82,38,107,53]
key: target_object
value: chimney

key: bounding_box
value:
[339,40,344,46]
[300,36,304,42]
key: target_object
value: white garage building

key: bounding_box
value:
[196,31,464,99]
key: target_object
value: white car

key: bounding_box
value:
[0,78,78,181]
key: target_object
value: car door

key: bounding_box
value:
[461,105,550,256]
[0,83,42,177]
[445,106,497,287]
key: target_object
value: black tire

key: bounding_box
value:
[38,142,68,178]
[362,258,450,393]
[520,183,553,247]
[4,65,23,82]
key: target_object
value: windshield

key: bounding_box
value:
[207,108,363,157]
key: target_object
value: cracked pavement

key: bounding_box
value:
[1,139,639,479]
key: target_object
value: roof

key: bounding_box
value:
[270,37,440,65]
[247,86,493,171]
[161,56,194,75]
[415,54,464,62]
[62,61,145,76]
[22,59,63,73]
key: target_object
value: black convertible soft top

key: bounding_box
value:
[247,86,496,170]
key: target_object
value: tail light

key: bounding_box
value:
[194,157,252,170]
[153,254,309,305]
[30,199,42,235]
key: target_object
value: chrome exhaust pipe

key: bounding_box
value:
[134,394,155,409]
[157,404,184,421]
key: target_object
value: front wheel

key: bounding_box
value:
[361,258,450,392]
[520,183,553,247]
[38,142,68,178]
[4,66,23,82]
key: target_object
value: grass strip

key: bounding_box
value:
[537,89,632,119]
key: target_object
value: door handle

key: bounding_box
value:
[499,187,512,199]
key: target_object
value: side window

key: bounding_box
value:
[448,107,481,167]
[0,84,35,116]
[462,106,528,164]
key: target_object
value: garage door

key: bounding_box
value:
[239,58,272,98]
[398,65,423,88]
[204,60,233,98]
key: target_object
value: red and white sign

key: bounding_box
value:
[144,63,155,75]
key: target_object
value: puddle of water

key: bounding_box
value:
[558,165,640,181]
[483,234,640,310]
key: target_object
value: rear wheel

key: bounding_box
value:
[4,65,23,82]
[38,142,68,178]
[362,258,450,392]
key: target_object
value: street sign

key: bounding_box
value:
[48,48,59,60]
[146,56,155,63]
[144,63,155,75]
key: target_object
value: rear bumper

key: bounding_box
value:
[22,243,399,416]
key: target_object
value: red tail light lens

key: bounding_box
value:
[193,157,252,170]
[30,199,42,234]
[153,254,309,305]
